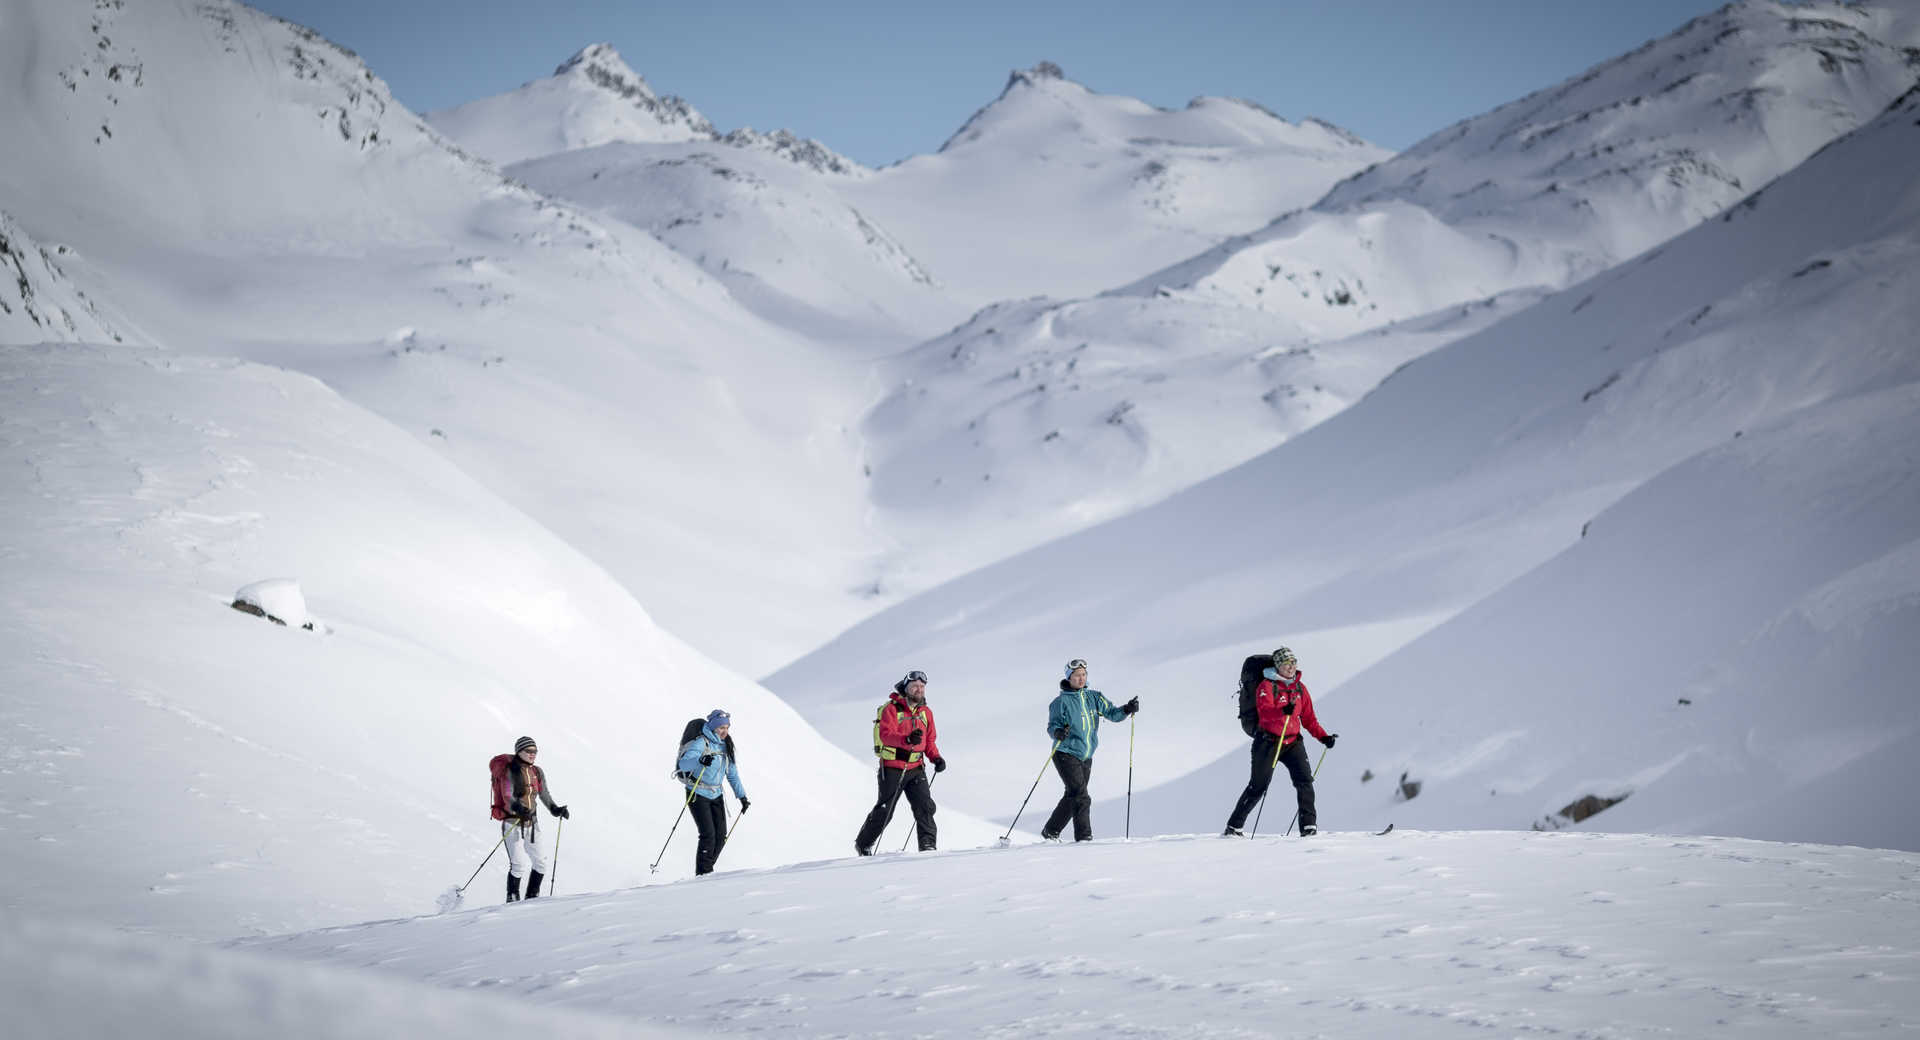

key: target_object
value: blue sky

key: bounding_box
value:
[248,0,1727,166]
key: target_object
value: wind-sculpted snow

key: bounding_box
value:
[238,833,1920,1038]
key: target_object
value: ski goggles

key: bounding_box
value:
[903,670,929,684]
[1064,659,1089,677]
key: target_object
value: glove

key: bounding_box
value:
[906,728,924,745]
[931,755,947,773]
[1050,726,1068,742]
[1280,701,1295,716]
[505,804,530,820]
[553,805,570,819]
[699,754,715,766]
[1123,697,1140,715]
[1319,733,1338,749]
[675,771,697,785]
[739,797,751,813]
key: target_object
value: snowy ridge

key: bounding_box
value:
[507,141,954,344]
[773,74,1920,847]
[0,210,124,344]
[428,43,864,176]
[844,61,1388,306]
[1124,0,1920,329]
[235,833,1920,1037]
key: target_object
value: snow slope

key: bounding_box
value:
[2,914,669,1040]
[769,80,1920,850]
[0,343,999,940]
[242,832,1920,1038]
[0,0,884,674]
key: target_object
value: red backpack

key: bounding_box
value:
[489,753,515,820]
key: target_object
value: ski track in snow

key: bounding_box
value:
[242,832,1920,1038]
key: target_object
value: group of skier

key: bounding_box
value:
[484,646,1336,902]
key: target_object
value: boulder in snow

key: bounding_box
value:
[231,578,312,630]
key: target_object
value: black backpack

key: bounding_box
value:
[1236,655,1270,737]
[678,718,736,768]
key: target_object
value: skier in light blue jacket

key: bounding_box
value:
[676,709,749,874]
[1042,659,1138,841]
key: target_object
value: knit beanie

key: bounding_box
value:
[706,709,731,730]
[514,735,537,754]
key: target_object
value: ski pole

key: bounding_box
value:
[901,770,936,852]
[726,798,749,843]
[1125,715,1136,840]
[649,758,715,874]
[1284,744,1331,837]
[550,818,562,896]
[1000,741,1061,843]
[456,832,508,895]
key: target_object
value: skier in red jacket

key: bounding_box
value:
[1224,648,1336,836]
[854,670,945,855]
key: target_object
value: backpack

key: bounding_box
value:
[677,718,736,774]
[489,753,514,820]
[1236,654,1270,737]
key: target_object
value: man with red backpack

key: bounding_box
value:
[1223,648,1336,837]
[854,670,944,856]
[490,735,570,901]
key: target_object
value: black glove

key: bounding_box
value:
[905,728,924,745]
[1123,697,1140,715]
[699,753,715,765]
[1280,701,1295,716]
[505,804,530,820]
[675,771,697,785]
[553,804,570,819]
[1050,726,1068,742]
[931,755,947,773]
[739,797,751,813]
[1319,733,1337,749]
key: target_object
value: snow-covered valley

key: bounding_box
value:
[2,0,1918,1033]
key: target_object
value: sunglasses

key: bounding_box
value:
[519,748,538,756]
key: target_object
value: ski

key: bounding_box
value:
[1376,823,1394,835]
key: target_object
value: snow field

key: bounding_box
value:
[241,831,1920,1038]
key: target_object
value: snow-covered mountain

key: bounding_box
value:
[841,61,1390,307]
[770,80,1920,853]
[429,44,864,175]
[1127,1,1920,331]
[0,0,890,674]
[0,342,1000,940]
[827,0,1920,607]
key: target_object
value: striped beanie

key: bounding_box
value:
[514,735,537,754]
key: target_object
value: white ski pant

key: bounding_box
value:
[502,820,549,878]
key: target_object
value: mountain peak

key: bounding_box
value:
[555,44,663,103]
[1006,60,1068,90]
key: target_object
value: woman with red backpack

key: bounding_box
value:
[490,735,570,901]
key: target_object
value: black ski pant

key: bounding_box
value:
[1227,734,1316,832]
[690,793,728,875]
[855,764,937,852]
[1042,753,1095,841]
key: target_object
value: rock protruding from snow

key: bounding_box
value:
[232,578,311,630]
[0,210,125,346]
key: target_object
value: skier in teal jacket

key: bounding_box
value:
[1042,659,1138,841]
